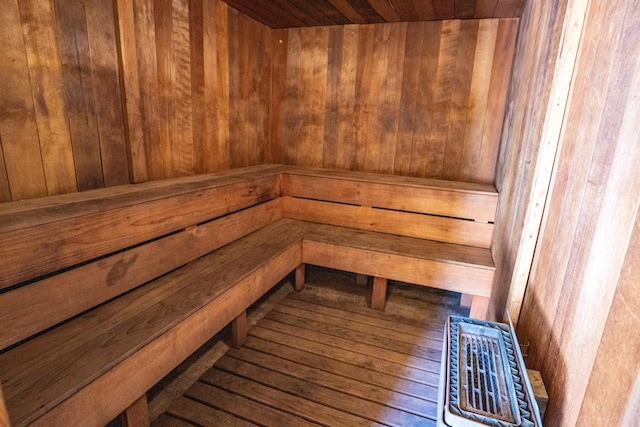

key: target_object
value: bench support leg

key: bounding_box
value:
[356,273,368,286]
[371,277,387,311]
[120,394,149,427]
[232,310,247,348]
[469,296,490,320]
[460,293,473,309]
[295,264,305,292]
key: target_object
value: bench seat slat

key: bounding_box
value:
[304,222,495,269]
[0,172,282,290]
[1,219,305,426]
[0,199,283,350]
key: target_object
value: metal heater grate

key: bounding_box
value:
[458,323,518,423]
[438,316,542,427]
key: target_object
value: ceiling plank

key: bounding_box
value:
[367,0,402,22]
[327,0,368,24]
[412,0,437,21]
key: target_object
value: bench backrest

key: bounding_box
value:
[282,168,497,248]
[0,165,498,351]
[0,166,285,350]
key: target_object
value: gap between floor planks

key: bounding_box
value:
[153,276,465,426]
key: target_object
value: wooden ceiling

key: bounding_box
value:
[222,0,526,28]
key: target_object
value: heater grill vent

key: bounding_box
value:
[439,316,542,427]
[459,325,517,423]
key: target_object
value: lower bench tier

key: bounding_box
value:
[0,218,493,426]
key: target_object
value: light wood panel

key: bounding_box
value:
[222,0,526,28]
[0,0,128,202]
[271,19,518,184]
[116,0,272,182]
[496,0,640,425]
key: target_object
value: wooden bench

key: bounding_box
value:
[282,168,497,316]
[0,165,497,426]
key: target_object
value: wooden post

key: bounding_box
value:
[231,310,247,349]
[295,264,305,292]
[0,382,10,427]
[356,273,368,286]
[469,296,489,320]
[460,293,473,309]
[371,277,387,311]
[119,394,149,427]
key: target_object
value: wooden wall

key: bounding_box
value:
[0,0,129,202]
[496,0,640,424]
[269,19,517,184]
[116,0,271,182]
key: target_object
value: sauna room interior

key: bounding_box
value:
[0,0,638,426]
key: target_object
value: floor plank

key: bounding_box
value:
[152,267,465,426]
[224,346,436,418]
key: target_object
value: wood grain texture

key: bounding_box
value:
[0,0,127,201]
[0,383,8,427]
[273,20,517,184]
[0,169,281,289]
[1,220,304,426]
[117,0,271,181]
[222,0,526,27]
[496,0,640,425]
[120,394,149,427]
[0,198,283,349]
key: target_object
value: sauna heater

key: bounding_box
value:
[437,316,543,427]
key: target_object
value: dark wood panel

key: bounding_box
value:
[273,19,517,184]
[222,0,526,27]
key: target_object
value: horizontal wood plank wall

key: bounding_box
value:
[514,0,640,425]
[0,0,129,202]
[116,0,271,183]
[270,19,517,184]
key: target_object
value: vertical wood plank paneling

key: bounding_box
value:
[84,0,129,187]
[20,0,77,195]
[154,0,174,179]
[335,25,359,171]
[171,0,194,175]
[269,29,288,164]
[0,0,47,200]
[54,0,105,191]
[354,24,375,171]
[322,26,343,169]
[362,24,389,173]
[459,19,498,181]
[477,18,517,183]
[283,27,301,165]
[274,18,516,184]
[115,0,148,183]
[494,0,640,424]
[228,8,245,168]
[427,20,458,179]
[394,22,424,175]
[115,0,270,181]
[215,0,230,170]
[442,20,478,180]
[413,21,441,177]
[190,0,207,174]
[377,22,406,174]
[134,0,163,179]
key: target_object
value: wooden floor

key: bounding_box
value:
[152,268,468,427]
